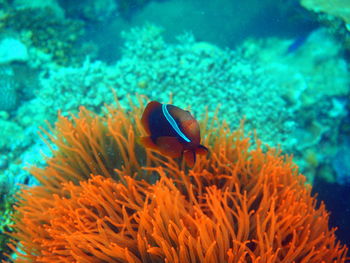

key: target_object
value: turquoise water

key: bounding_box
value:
[0,0,349,260]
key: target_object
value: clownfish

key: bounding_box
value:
[140,101,209,167]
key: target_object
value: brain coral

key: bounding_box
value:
[8,98,348,262]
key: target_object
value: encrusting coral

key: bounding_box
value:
[7,97,348,262]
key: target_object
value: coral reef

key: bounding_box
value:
[0,64,39,113]
[60,0,152,21]
[0,175,16,262]
[0,5,85,65]
[2,24,297,187]
[301,0,350,27]
[2,24,347,210]
[60,0,117,22]
[27,24,294,149]
[8,100,348,262]
[0,66,17,111]
[239,28,349,183]
[0,63,40,179]
[118,0,153,19]
[13,0,65,18]
[332,141,350,185]
[300,0,350,53]
[131,0,306,48]
[0,0,348,258]
[29,59,119,122]
[0,38,28,64]
[0,115,25,150]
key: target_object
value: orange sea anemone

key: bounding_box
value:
[8,98,348,262]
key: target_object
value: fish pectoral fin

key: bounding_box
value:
[140,136,158,150]
[156,136,183,158]
[196,145,209,156]
[183,150,196,167]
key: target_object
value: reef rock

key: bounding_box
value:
[0,38,28,64]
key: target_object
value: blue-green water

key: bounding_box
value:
[0,0,349,261]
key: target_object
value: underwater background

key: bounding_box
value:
[0,0,349,261]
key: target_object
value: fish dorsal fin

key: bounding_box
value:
[162,104,191,142]
[141,101,162,134]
